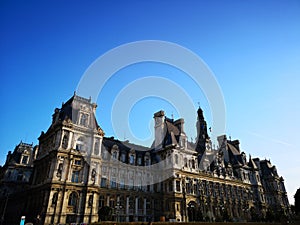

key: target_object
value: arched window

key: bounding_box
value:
[68,192,78,207]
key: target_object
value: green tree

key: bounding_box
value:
[98,206,113,221]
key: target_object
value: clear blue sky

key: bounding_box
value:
[1,0,299,204]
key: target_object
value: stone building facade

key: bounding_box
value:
[0,94,290,224]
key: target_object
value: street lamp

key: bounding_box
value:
[115,201,122,222]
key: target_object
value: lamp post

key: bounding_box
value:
[115,201,122,222]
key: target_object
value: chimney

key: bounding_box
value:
[174,118,185,133]
[153,110,166,150]
[217,135,227,148]
[5,151,12,164]
[230,140,240,152]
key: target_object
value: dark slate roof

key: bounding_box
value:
[102,137,151,153]
[102,137,153,165]
[259,160,279,177]
[159,117,183,148]
[227,143,245,166]
[248,156,258,169]
[5,142,33,166]
[52,94,101,130]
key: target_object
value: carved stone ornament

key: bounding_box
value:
[97,127,104,136]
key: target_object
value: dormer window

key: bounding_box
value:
[137,156,142,165]
[129,154,135,165]
[121,152,126,162]
[80,113,88,126]
[144,153,151,166]
[21,155,29,164]
[112,151,118,160]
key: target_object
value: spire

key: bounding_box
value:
[196,107,209,155]
[197,106,204,120]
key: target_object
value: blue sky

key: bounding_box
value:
[1,0,299,203]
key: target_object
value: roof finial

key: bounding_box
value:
[197,101,200,108]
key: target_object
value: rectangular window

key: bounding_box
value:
[101,177,107,188]
[194,184,198,195]
[74,160,82,165]
[137,157,142,165]
[21,155,29,164]
[120,178,125,189]
[176,181,181,192]
[99,195,105,208]
[121,153,126,162]
[110,177,117,188]
[71,171,80,183]
[128,179,134,190]
[80,113,88,126]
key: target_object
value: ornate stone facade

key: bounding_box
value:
[0,94,290,224]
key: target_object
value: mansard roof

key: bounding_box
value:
[227,143,240,155]
[45,93,103,135]
[4,141,33,166]
[102,137,151,154]
[159,116,185,148]
[259,159,279,177]
[248,155,258,170]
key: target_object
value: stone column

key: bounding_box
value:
[68,132,73,150]
[106,195,110,206]
[144,198,147,221]
[135,197,139,220]
[126,196,129,222]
